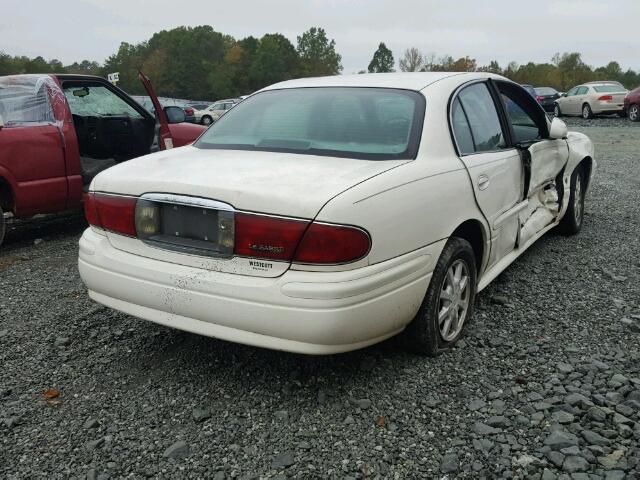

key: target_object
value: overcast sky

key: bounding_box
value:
[2,0,639,73]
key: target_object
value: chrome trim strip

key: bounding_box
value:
[139,193,235,212]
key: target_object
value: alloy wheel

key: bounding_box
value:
[437,259,471,342]
[630,105,639,122]
[554,105,560,117]
[582,105,591,119]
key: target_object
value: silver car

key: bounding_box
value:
[554,82,628,118]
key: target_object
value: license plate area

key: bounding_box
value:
[136,195,235,258]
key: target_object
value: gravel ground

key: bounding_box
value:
[1,117,639,479]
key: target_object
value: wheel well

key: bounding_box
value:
[0,177,14,212]
[578,156,593,190]
[451,220,485,271]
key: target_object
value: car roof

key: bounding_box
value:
[261,72,492,92]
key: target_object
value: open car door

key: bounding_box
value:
[138,71,174,150]
[492,80,569,245]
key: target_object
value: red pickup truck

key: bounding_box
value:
[0,72,205,246]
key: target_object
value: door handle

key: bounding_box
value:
[477,174,490,190]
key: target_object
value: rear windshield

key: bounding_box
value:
[0,75,55,124]
[195,87,425,160]
[593,85,626,93]
[535,87,557,95]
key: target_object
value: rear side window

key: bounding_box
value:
[451,98,474,155]
[457,83,506,153]
[0,75,55,124]
[576,87,588,95]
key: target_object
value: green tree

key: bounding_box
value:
[66,60,102,75]
[368,42,394,73]
[249,33,300,89]
[296,27,342,76]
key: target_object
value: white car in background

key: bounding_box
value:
[554,82,628,118]
[186,102,212,124]
[198,98,239,125]
[79,72,594,355]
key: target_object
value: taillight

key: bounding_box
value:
[294,222,370,264]
[535,95,543,102]
[234,213,308,261]
[84,192,137,236]
[598,95,613,102]
[233,213,371,264]
[184,107,194,116]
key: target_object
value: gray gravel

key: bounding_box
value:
[1,116,639,478]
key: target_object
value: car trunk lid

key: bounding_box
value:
[91,146,407,277]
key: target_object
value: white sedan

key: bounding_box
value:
[79,72,594,355]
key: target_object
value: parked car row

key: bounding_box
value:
[554,82,628,119]
[523,80,639,121]
[188,98,241,125]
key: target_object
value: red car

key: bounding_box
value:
[0,72,205,246]
[624,86,640,122]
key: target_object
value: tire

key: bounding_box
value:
[0,205,5,248]
[558,166,586,236]
[629,104,640,122]
[201,116,213,125]
[403,237,477,356]
[582,103,593,119]
[554,103,562,117]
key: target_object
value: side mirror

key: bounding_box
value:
[549,117,568,140]
[164,106,186,124]
[561,93,567,97]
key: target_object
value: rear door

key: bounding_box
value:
[451,81,524,269]
[573,86,589,115]
[561,87,579,115]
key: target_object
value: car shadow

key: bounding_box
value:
[1,212,86,252]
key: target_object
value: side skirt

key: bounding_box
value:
[476,220,558,292]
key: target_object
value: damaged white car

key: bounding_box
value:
[78,72,594,355]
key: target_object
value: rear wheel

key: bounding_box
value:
[554,104,562,117]
[403,237,476,356]
[0,205,5,247]
[582,103,593,119]
[201,115,213,125]
[629,104,640,122]
[558,166,585,235]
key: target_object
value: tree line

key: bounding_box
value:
[1,26,638,101]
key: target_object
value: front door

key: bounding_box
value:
[493,80,569,242]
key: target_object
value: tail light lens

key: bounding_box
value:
[234,213,308,261]
[84,193,137,236]
[598,95,613,102]
[535,95,543,102]
[294,222,370,264]
[234,214,370,264]
[184,107,194,116]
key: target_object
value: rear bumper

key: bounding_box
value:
[78,229,440,354]
[591,102,624,115]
